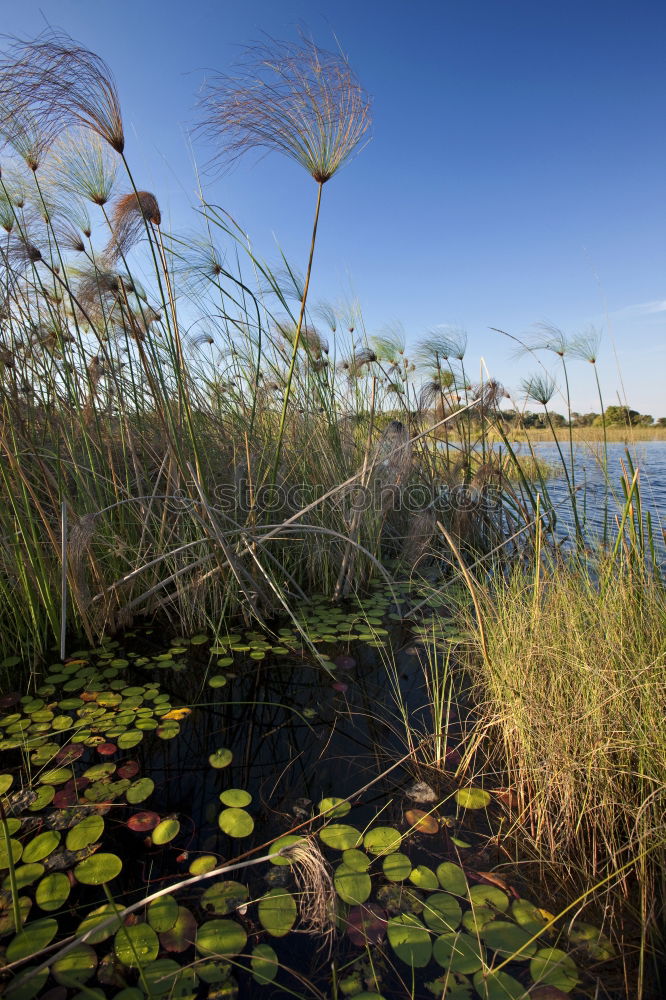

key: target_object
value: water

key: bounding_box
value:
[511,439,666,559]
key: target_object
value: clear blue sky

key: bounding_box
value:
[4,0,665,416]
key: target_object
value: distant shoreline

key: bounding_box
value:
[499,426,666,443]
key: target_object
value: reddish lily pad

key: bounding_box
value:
[127,811,161,833]
[346,903,388,947]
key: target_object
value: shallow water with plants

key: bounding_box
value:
[0,589,623,1000]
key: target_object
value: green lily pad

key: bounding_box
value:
[35,871,71,911]
[141,958,190,996]
[342,848,371,872]
[39,767,73,785]
[409,864,439,890]
[436,861,468,895]
[208,748,233,769]
[7,863,44,890]
[334,863,372,905]
[218,807,254,838]
[468,883,510,912]
[432,931,484,973]
[481,920,538,959]
[152,818,180,845]
[4,965,48,1000]
[52,943,97,985]
[473,970,529,999]
[566,920,615,961]
[529,948,579,992]
[188,854,219,875]
[201,880,250,916]
[319,824,362,851]
[126,777,154,804]
[66,814,104,851]
[22,830,60,863]
[117,731,143,750]
[0,838,23,869]
[147,894,179,932]
[114,922,159,967]
[27,786,55,811]
[511,898,550,937]
[77,902,122,943]
[422,892,463,933]
[318,796,351,818]
[387,913,432,967]
[251,943,279,985]
[219,788,252,808]
[0,774,14,795]
[75,852,122,885]
[0,893,31,935]
[462,905,495,934]
[363,826,402,855]
[382,852,412,881]
[196,917,248,955]
[455,787,491,810]
[258,888,297,937]
[6,916,58,961]
[84,762,116,780]
[269,834,308,865]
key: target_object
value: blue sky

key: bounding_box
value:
[4,0,665,415]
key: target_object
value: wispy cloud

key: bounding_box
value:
[613,299,666,319]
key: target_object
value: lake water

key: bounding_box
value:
[511,440,666,559]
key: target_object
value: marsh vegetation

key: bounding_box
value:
[0,29,663,1000]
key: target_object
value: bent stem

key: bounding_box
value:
[272,180,324,483]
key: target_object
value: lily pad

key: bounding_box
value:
[363,826,402,855]
[529,948,579,992]
[208,748,233,769]
[334,863,372,905]
[114,922,159,967]
[6,916,58,961]
[346,903,388,947]
[436,861,468,896]
[74,852,122,885]
[409,864,439,890]
[318,796,351,818]
[468,883,509,912]
[405,808,438,834]
[455,787,491,810]
[319,824,362,851]
[159,905,197,952]
[251,942,279,985]
[23,831,60,863]
[387,913,432,967]
[201,881,250,916]
[473,970,529,999]
[481,920,538,959]
[382,852,412,881]
[341,848,371,872]
[432,931,484,973]
[147,894,179,932]
[258,888,297,937]
[77,902,122,944]
[422,892,463,933]
[126,777,154,804]
[35,872,71,911]
[66,814,104,851]
[52,943,97,986]
[511,898,550,937]
[196,917,248,955]
[127,811,161,833]
[218,808,254,838]
[152,818,180,845]
[219,788,252,808]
